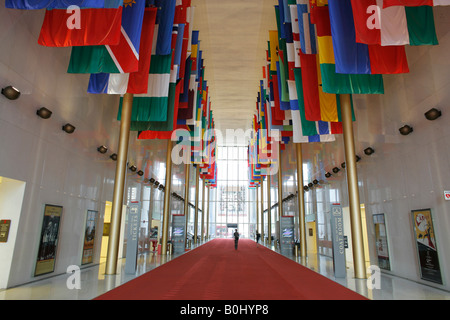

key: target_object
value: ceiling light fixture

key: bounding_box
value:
[1,86,20,100]
[129,165,137,172]
[137,170,144,176]
[36,107,52,119]
[62,123,76,134]
[424,108,441,121]
[341,162,346,169]
[332,167,340,174]
[399,125,413,136]
[110,153,118,161]
[325,172,332,178]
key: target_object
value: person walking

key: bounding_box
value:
[256,231,261,247]
[234,229,240,250]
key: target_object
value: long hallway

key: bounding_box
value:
[1,239,449,300]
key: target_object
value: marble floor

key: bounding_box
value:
[1,241,449,300]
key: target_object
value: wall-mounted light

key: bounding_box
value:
[137,170,144,176]
[97,145,108,154]
[425,108,441,121]
[364,147,375,156]
[325,172,332,178]
[36,107,52,119]
[129,165,137,172]
[62,123,76,134]
[1,86,20,100]
[399,125,413,136]
[332,167,340,174]
[110,153,118,161]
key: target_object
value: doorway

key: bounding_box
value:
[0,176,26,289]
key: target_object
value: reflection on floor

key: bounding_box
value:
[1,241,449,300]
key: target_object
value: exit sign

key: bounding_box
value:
[444,191,450,201]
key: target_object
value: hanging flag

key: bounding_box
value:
[405,6,439,46]
[350,0,438,46]
[155,0,177,55]
[313,4,385,93]
[299,51,321,121]
[328,0,372,74]
[383,0,433,6]
[67,0,145,73]
[297,0,317,54]
[289,4,301,68]
[87,7,158,94]
[137,76,182,138]
[114,53,173,130]
[5,0,116,9]
[37,3,123,47]
[351,0,410,46]
[291,109,336,143]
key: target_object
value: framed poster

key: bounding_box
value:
[411,209,443,284]
[35,204,63,276]
[373,214,391,271]
[82,210,98,265]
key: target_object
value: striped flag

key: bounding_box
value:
[86,7,158,93]
[67,0,146,73]
[297,0,317,54]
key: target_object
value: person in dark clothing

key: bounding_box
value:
[234,229,240,250]
[256,231,261,246]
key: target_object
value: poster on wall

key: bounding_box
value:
[34,204,63,277]
[373,214,391,271]
[82,210,98,265]
[411,209,443,284]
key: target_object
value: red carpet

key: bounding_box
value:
[95,239,367,300]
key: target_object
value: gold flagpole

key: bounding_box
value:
[193,166,200,245]
[295,143,307,258]
[206,186,210,241]
[267,174,272,246]
[161,139,173,255]
[260,176,265,244]
[184,163,190,248]
[341,94,366,279]
[201,178,205,242]
[256,185,259,238]
[277,146,283,218]
[105,93,133,275]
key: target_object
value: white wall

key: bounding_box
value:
[0,8,119,287]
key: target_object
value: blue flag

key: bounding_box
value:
[155,0,176,55]
[328,0,371,74]
[6,0,122,9]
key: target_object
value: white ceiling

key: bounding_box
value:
[190,0,278,133]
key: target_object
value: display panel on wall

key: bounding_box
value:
[82,210,98,265]
[411,209,443,284]
[373,214,391,271]
[34,205,63,277]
